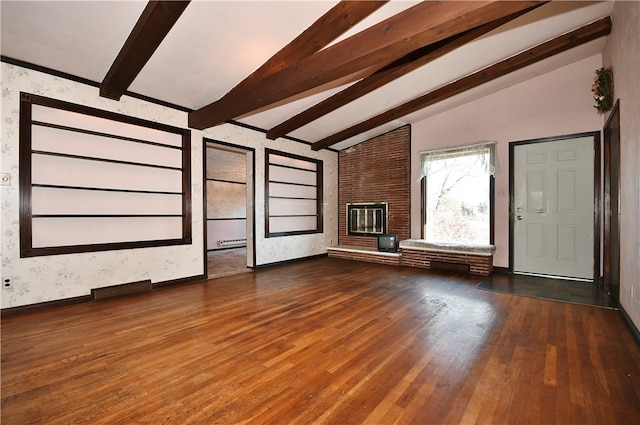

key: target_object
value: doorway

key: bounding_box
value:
[509,132,600,281]
[204,140,255,278]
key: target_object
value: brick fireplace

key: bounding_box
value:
[328,126,495,276]
[333,125,494,276]
[338,125,410,249]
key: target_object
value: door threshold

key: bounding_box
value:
[513,271,594,283]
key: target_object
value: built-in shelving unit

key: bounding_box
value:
[19,92,191,257]
[265,149,322,237]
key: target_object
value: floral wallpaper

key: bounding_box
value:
[1,62,338,309]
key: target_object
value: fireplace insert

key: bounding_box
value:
[347,202,388,236]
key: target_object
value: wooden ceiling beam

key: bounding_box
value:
[311,16,612,151]
[100,1,190,101]
[216,1,387,107]
[189,1,543,130]
[265,8,539,140]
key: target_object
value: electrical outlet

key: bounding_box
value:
[3,277,12,289]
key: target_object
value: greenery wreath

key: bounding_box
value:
[591,67,614,114]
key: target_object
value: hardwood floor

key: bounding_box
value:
[478,272,616,309]
[2,257,639,424]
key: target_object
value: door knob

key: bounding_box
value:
[517,215,523,220]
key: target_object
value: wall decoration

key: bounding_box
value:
[592,67,614,114]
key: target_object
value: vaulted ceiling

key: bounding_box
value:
[1,1,613,151]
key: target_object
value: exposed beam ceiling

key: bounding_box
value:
[209,1,387,117]
[188,0,544,130]
[2,1,615,151]
[265,8,539,141]
[310,16,613,151]
[100,1,190,101]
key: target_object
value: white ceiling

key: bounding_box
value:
[1,1,613,150]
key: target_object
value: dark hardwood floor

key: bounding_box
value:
[478,272,616,309]
[2,257,639,424]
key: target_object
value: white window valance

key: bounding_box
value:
[417,141,499,181]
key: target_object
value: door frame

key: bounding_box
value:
[603,100,621,301]
[508,131,601,282]
[202,138,256,276]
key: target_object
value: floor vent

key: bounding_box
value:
[218,238,247,248]
[91,279,152,301]
[430,261,470,274]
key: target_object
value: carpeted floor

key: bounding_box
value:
[207,247,252,279]
[477,272,616,309]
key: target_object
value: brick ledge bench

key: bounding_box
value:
[399,239,496,276]
[327,245,402,266]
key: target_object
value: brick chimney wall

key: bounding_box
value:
[338,125,411,248]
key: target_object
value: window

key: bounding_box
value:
[418,141,496,244]
[19,93,191,257]
[265,149,322,237]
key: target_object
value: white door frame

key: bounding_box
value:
[508,132,601,281]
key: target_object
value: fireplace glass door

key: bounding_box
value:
[347,203,387,236]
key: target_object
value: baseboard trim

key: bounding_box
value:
[491,266,510,274]
[1,273,207,316]
[1,295,93,317]
[207,246,246,252]
[152,273,207,289]
[619,303,640,347]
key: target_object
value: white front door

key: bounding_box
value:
[513,135,595,280]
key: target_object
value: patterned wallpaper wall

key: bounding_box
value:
[0,63,338,309]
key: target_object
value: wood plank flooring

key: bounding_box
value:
[2,257,639,424]
[478,272,616,309]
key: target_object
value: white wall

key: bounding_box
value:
[0,63,338,309]
[603,0,640,330]
[411,54,604,268]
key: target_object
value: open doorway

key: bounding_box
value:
[205,139,255,278]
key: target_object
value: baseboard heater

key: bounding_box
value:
[218,238,247,248]
[91,279,153,301]
[430,261,470,274]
